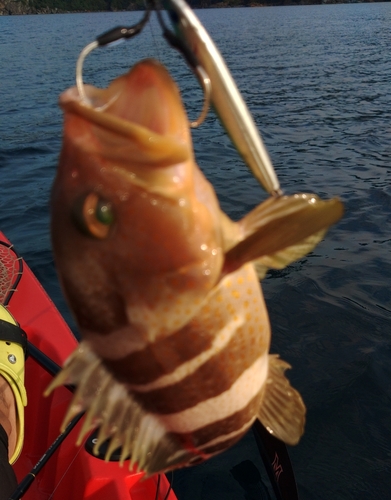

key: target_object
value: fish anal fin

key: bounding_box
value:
[224,194,343,274]
[258,354,306,446]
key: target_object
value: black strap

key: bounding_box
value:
[0,319,27,355]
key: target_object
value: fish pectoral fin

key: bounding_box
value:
[253,229,326,279]
[223,193,343,274]
[219,210,242,252]
[45,342,185,475]
[257,355,306,446]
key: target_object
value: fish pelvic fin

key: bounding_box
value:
[257,354,306,446]
[45,342,191,475]
[223,193,343,275]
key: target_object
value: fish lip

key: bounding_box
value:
[60,58,192,166]
[59,93,190,166]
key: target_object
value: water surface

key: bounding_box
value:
[0,3,390,498]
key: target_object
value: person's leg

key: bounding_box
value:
[0,374,17,459]
[0,374,17,500]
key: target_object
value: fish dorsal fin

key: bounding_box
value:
[257,355,306,446]
[45,342,191,475]
[223,194,343,275]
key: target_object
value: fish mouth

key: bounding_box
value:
[59,59,191,166]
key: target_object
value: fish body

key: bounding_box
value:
[49,59,343,474]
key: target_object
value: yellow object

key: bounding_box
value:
[0,304,27,464]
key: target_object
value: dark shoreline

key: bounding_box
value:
[0,0,388,15]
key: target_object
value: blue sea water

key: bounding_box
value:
[0,3,390,499]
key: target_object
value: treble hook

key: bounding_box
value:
[75,2,210,127]
[76,9,151,106]
[155,4,211,128]
[190,66,211,128]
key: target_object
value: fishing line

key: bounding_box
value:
[147,2,161,64]
[8,412,85,500]
[47,428,85,500]
[153,471,174,500]
[163,470,174,500]
[154,473,161,500]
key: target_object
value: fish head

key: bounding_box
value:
[55,58,192,210]
[51,59,224,343]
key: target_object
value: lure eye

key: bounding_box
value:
[73,193,114,239]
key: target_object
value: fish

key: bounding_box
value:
[47,58,343,475]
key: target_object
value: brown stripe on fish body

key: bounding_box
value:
[164,388,263,468]
[195,430,252,458]
[131,264,269,414]
[103,263,269,386]
[102,315,216,385]
[132,312,268,414]
[102,272,243,384]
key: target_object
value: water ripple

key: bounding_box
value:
[1,4,390,500]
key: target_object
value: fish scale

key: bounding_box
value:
[47,59,343,475]
[129,265,268,416]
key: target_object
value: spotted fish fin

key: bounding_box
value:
[253,229,326,280]
[223,194,343,274]
[257,354,306,446]
[44,342,189,475]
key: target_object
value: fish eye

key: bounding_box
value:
[95,198,114,226]
[72,193,114,239]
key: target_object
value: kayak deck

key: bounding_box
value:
[0,233,176,500]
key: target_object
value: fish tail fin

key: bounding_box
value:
[45,342,188,475]
[223,194,343,275]
[257,354,306,446]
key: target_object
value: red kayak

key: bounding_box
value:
[0,231,177,500]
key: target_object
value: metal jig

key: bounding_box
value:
[161,0,282,196]
[155,4,212,128]
[73,0,280,196]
